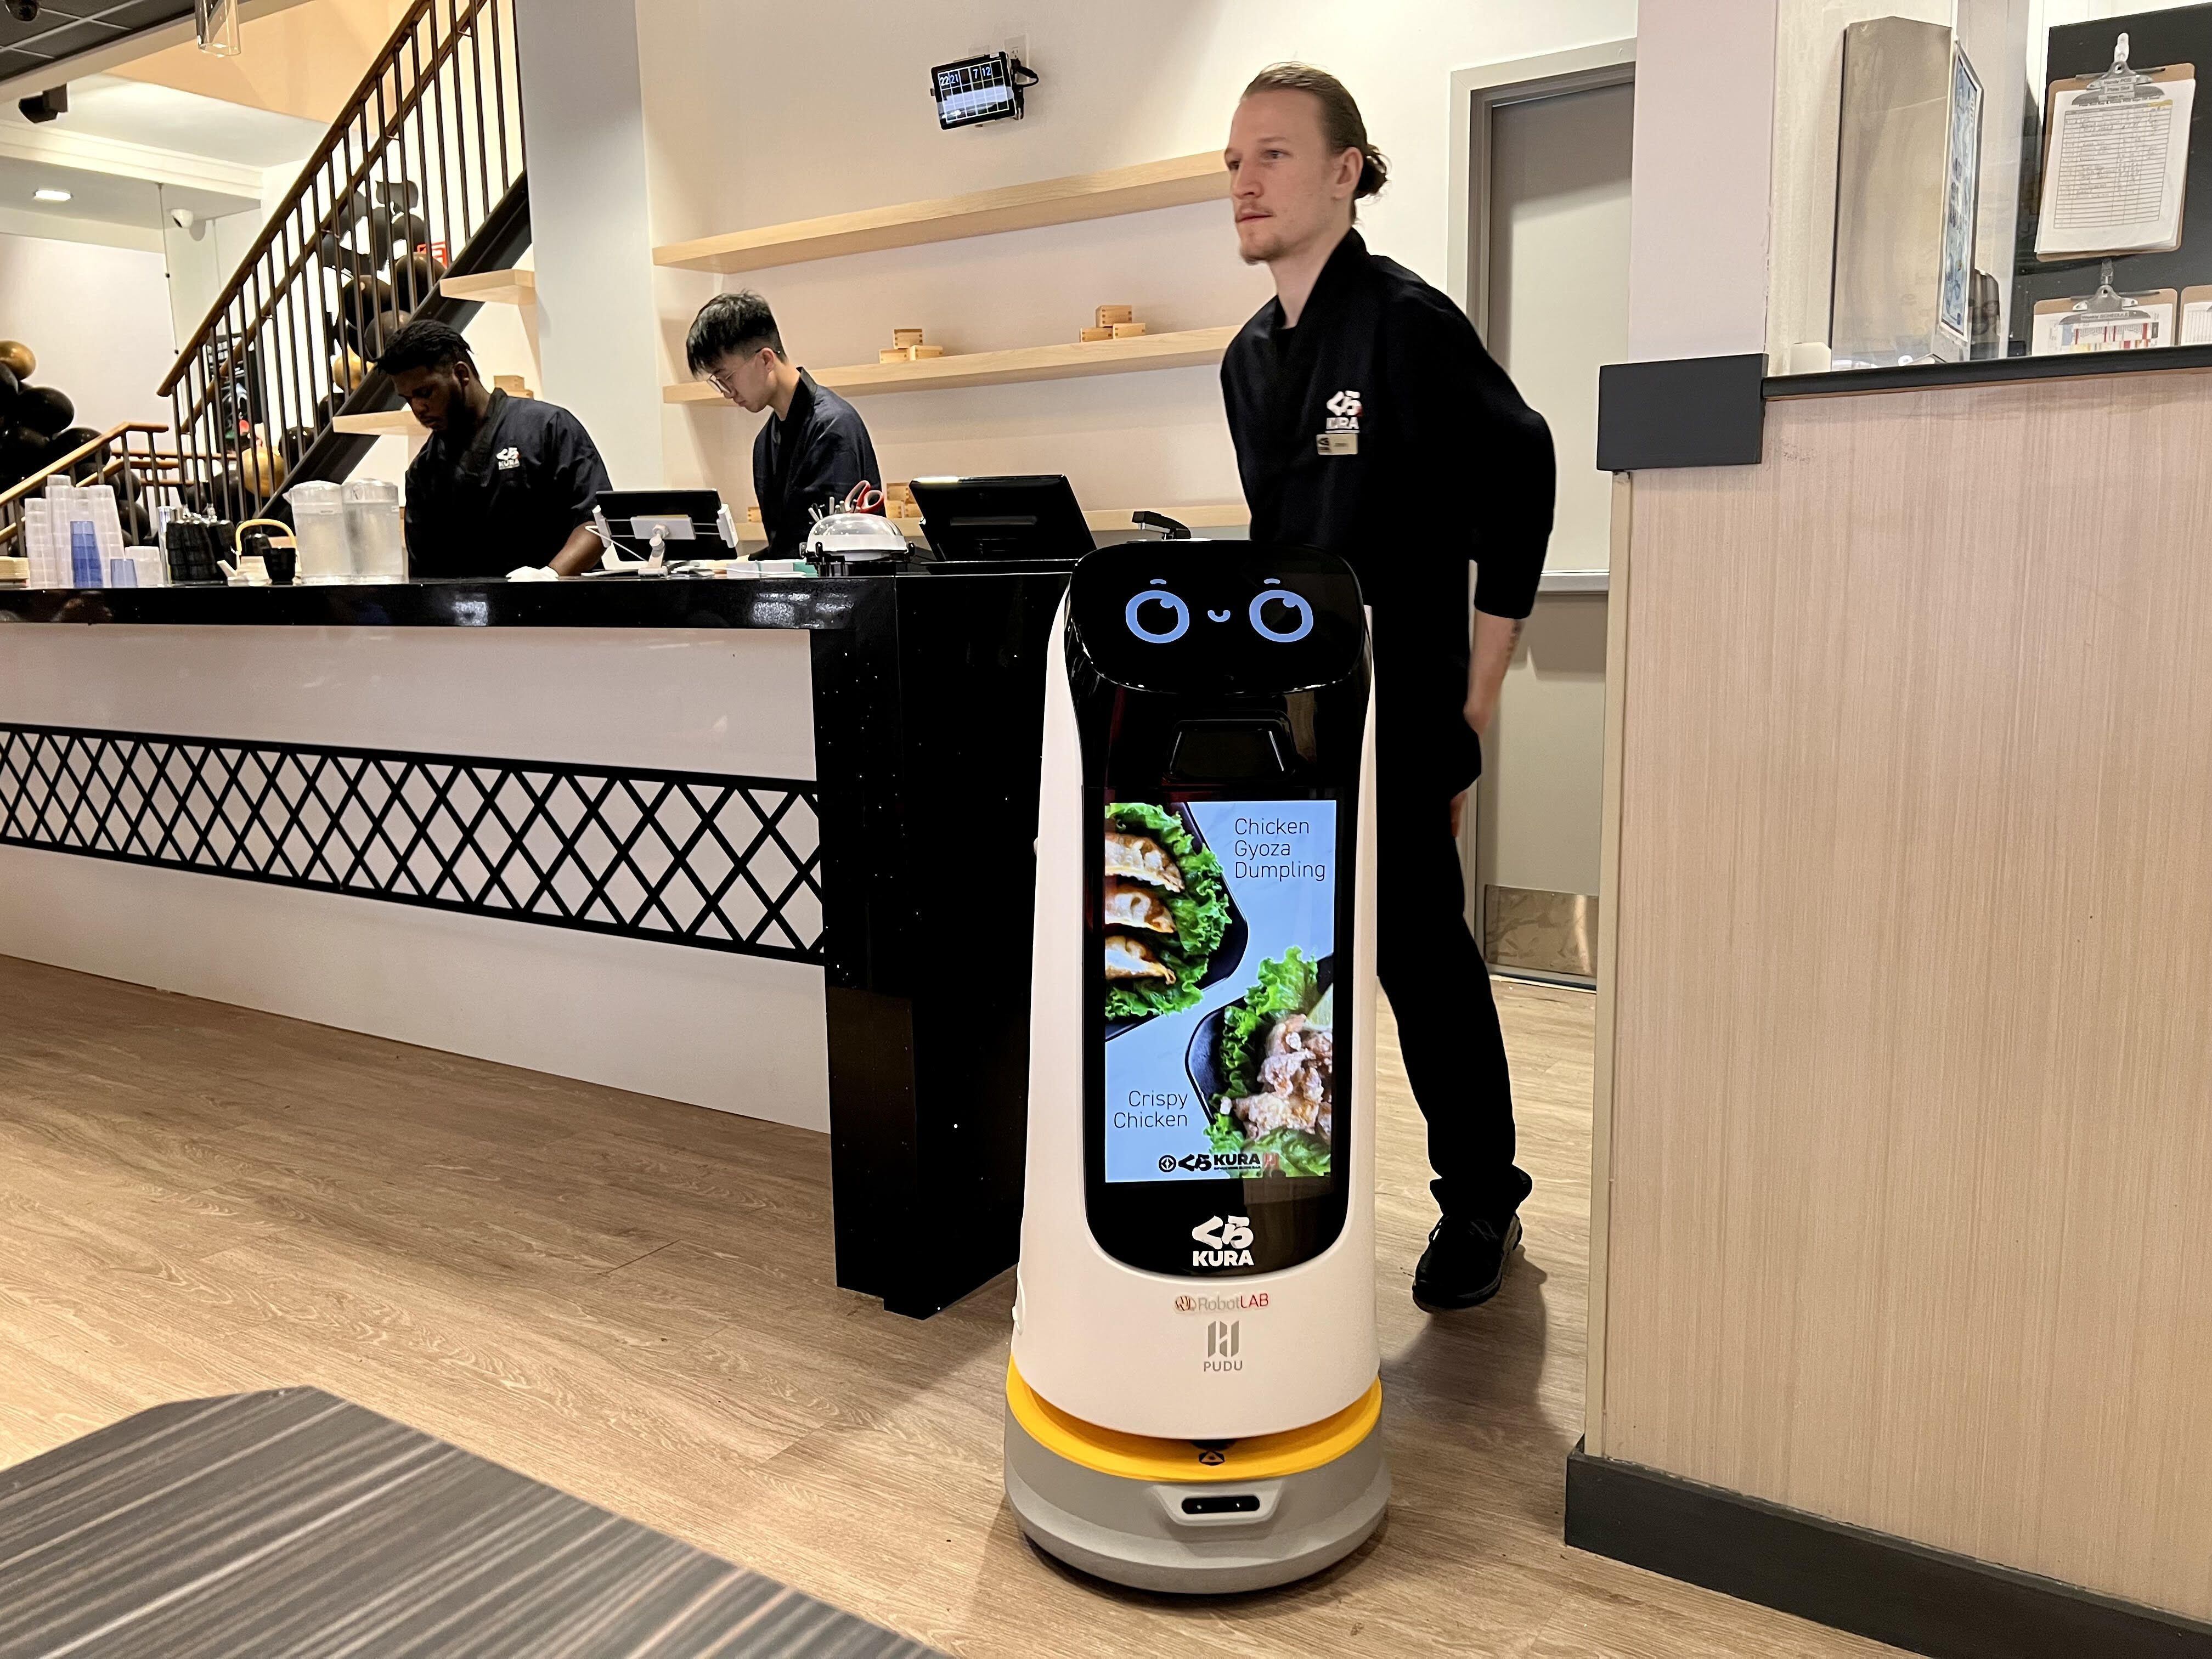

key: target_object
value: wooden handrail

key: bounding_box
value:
[159,0,502,393]
[0,424,171,514]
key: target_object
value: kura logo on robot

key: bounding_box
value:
[1190,1214,1254,1267]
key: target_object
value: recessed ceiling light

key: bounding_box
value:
[32,188,71,203]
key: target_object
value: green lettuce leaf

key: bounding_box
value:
[1248,1127,1330,1177]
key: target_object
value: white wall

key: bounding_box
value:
[1626,0,1778,362]
[514,0,664,489]
[637,0,1637,510]
[0,232,178,430]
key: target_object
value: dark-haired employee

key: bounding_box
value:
[1220,64,1555,1314]
[685,291,881,557]
[379,320,612,578]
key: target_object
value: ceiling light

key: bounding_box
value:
[33,189,71,203]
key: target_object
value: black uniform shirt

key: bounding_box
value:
[753,371,883,557]
[403,391,612,579]
[1222,230,1555,792]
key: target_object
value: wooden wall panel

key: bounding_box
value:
[1601,375,2212,1621]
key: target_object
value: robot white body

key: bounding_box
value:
[1003,545,1388,1593]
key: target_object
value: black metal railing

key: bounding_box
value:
[159,0,525,524]
[0,424,177,554]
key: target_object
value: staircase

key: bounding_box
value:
[0,424,175,556]
[158,0,529,525]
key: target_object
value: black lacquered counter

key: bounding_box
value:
[0,573,868,631]
[0,567,1072,1318]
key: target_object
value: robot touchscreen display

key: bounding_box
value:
[1103,798,1339,1184]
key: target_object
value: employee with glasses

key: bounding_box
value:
[685,291,883,558]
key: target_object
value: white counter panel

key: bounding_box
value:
[0,624,829,1130]
[0,625,817,780]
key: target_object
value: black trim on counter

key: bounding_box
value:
[0,574,870,632]
[1595,354,1765,471]
[1767,342,2212,398]
[1595,339,2212,472]
[1566,1442,2212,1659]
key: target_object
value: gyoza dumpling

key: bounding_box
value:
[1104,828,1184,892]
[1104,877,1178,935]
[1104,932,1176,983]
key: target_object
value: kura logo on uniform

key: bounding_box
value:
[1324,388,1362,432]
[1191,1214,1254,1267]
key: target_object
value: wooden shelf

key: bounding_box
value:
[667,325,1237,404]
[438,268,535,306]
[730,503,1249,545]
[654,153,1228,274]
[332,409,428,436]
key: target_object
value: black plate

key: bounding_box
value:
[1186,953,1335,1128]
[1102,804,1246,1040]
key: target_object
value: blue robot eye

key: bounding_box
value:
[1125,586,1190,643]
[1248,587,1314,643]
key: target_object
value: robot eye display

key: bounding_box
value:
[1248,586,1314,644]
[1124,583,1190,644]
[1071,545,1365,695]
[1124,582,1316,647]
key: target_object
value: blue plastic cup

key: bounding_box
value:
[69,521,103,588]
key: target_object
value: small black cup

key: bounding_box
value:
[240,526,298,584]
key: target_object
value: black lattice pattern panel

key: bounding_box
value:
[0,725,823,963]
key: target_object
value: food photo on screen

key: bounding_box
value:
[1199,950,1334,1178]
[1102,803,1233,1020]
[1100,798,1335,1184]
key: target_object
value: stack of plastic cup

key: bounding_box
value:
[19,499,55,586]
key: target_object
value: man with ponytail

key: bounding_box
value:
[1221,63,1556,1313]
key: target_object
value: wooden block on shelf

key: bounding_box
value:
[911,343,944,358]
[1110,321,1147,337]
[493,375,529,397]
[893,328,926,348]
[880,347,915,363]
[1079,326,1114,342]
[746,504,763,521]
[1096,304,1135,326]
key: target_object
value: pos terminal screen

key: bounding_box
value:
[1102,798,1339,1183]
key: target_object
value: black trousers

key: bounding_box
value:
[1374,776,1532,1224]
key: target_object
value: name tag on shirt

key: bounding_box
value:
[1316,433,1359,456]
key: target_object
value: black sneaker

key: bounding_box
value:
[1412,1212,1523,1312]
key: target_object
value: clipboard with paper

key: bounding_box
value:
[2035,33,2195,261]
[2030,259,2178,353]
[2181,283,2212,344]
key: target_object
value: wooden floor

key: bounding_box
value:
[0,955,1899,1658]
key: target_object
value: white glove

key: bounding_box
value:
[505,565,558,582]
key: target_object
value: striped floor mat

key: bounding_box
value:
[0,1387,941,1658]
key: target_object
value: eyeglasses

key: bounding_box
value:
[703,363,752,400]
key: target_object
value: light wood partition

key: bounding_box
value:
[1594,373,2212,1622]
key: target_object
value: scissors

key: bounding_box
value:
[839,481,885,515]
